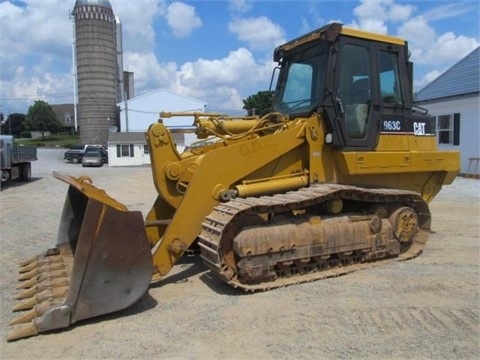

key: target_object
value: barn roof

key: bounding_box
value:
[108,131,146,144]
[416,47,479,102]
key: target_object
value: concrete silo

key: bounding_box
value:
[73,0,118,145]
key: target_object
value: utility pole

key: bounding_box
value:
[70,9,78,133]
[125,93,129,132]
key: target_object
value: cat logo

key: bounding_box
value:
[413,122,426,135]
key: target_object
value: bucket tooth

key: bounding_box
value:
[19,256,63,273]
[18,270,37,281]
[15,278,69,300]
[15,287,37,300]
[13,287,69,311]
[9,309,37,325]
[13,298,38,312]
[16,277,38,290]
[9,300,58,325]
[17,244,64,268]
[19,262,38,273]
[19,256,37,267]
[18,263,65,281]
[16,270,68,289]
[7,322,38,342]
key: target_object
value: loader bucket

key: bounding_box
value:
[7,172,153,341]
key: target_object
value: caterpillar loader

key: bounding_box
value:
[7,23,460,341]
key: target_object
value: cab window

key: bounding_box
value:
[338,44,371,139]
[282,63,313,110]
[378,51,403,104]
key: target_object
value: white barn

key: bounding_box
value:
[107,132,150,167]
[107,89,207,167]
[415,47,479,177]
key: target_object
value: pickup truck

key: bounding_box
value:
[64,144,108,164]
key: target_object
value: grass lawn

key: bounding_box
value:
[15,134,80,148]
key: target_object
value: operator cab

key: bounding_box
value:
[272,23,431,151]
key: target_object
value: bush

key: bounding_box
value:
[19,131,32,138]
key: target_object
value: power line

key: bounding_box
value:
[0,92,74,101]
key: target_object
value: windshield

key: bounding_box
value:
[85,152,100,157]
[272,43,328,116]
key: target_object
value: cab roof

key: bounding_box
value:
[274,23,405,62]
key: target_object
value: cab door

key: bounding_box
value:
[332,37,381,150]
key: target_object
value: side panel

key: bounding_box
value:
[11,146,37,164]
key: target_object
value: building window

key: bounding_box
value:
[116,144,134,157]
[143,144,149,154]
[64,113,72,124]
[436,113,460,146]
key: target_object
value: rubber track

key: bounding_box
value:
[199,184,430,291]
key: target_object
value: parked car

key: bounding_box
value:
[64,144,108,164]
[82,151,103,167]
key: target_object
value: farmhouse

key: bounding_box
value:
[415,47,480,177]
[107,89,207,166]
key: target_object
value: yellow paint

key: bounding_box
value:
[341,27,405,45]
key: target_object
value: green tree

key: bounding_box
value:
[25,100,63,139]
[242,90,275,117]
[1,113,26,136]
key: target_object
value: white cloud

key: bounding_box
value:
[170,48,273,110]
[352,0,416,33]
[229,17,286,51]
[0,1,75,112]
[398,16,480,66]
[123,52,177,91]
[123,47,273,111]
[387,2,415,22]
[0,71,73,109]
[397,16,436,49]
[414,69,443,90]
[353,0,415,33]
[0,1,72,59]
[114,1,164,51]
[229,0,252,14]
[164,2,202,38]
[423,3,476,21]
[350,0,479,90]
[360,19,388,34]
[124,48,273,111]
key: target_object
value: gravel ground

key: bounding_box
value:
[1,148,479,360]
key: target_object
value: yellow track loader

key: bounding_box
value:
[7,23,460,341]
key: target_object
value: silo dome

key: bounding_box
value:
[74,0,112,10]
[73,0,117,146]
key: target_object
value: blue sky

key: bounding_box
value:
[0,0,479,115]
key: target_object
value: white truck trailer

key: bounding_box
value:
[0,135,37,183]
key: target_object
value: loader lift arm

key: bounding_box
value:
[144,115,318,279]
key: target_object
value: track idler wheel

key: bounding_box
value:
[389,206,419,244]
